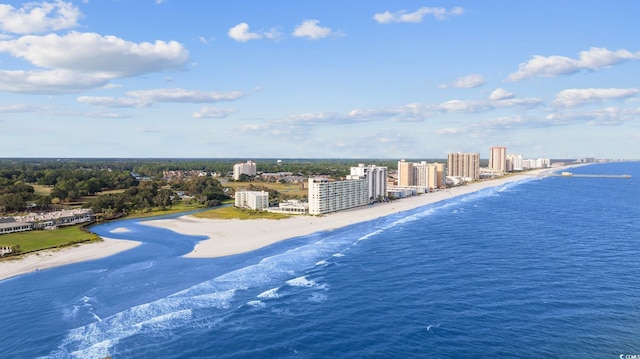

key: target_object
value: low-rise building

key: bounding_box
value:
[0,218,33,235]
[235,191,269,210]
[267,200,309,214]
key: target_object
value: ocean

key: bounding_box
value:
[0,161,638,359]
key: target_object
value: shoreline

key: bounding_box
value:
[0,237,141,281]
[143,168,555,259]
[0,166,569,281]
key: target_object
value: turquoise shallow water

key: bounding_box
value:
[1,162,639,358]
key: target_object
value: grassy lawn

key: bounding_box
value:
[194,206,292,220]
[124,203,208,219]
[0,226,101,254]
[224,181,307,198]
[30,184,52,197]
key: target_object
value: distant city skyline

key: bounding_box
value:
[1,1,639,159]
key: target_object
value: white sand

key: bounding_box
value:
[143,169,554,259]
[0,166,567,281]
[0,237,141,281]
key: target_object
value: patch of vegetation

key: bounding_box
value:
[124,203,209,219]
[0,226,101,254]
[194,206,292,220]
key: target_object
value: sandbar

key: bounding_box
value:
[0,237,141,281]
[143,169,555,259]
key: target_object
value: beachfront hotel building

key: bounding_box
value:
[489,146,507,172]
[398,160,444,189]
[308,178,368,215]
[447,152,480,180]
[234,191,269,210]
[347,164,388,201]
[507,153,524,171]
[232,161,257,180]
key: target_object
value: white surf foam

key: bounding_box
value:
[286,276,317,288]
[257,287,281,299]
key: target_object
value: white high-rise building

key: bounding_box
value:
[235,191,269,210]
[233,161,257,180]
[348,164,388,201]
[308,178,368,215]
[507,154,524,171]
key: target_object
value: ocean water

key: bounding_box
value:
[1,162,639,359]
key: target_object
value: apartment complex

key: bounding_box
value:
[397,160,444,189]
[234,191,269,210]
[347,164,388,201]
[232,161,257,180]
[489,146,507,172]
[308,178,368,215]
[506,153,524,171]
[447,152,480,180]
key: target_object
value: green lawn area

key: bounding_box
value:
[0,226,101,254]
[30,184,52,197]
[124,203,208,219]
[194,206,292,220]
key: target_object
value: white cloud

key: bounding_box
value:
[507,47,640,81]
[127,88,243,103]
[489,88,514,101]
[192,107,237,119]
[0,1,82,34]
[553,88,640,108]
[0,69,110,94]
[0,32,189,93]
[292,20,340,40]
[228,23,262,42]
[374,6,464,24]
[77,96,148,108]
[547,107,640,126]
[439,74,485,89]
[0,32,189,77]
[78,89,244,108]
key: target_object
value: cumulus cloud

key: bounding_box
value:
[0,1,82,34]
[0,69,110,94]
[192,106,237,119]
[489,88,515,101]
[292,20,340,40]
[228,23,262,42]
[439,74,485,89]
[78,89,244,108]
[0,32,189,93]
[507,47,640,81]
[553,88,640,107]
[374,6,464,24]
[0,32,188,77]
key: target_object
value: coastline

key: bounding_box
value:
[0,237,141,281]
[0,166,567,281]
[143,168,554,259]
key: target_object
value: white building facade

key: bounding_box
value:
[308,178,368,215]
[347,164,388,201]
[235,191,269,210]
[232,161,257,180]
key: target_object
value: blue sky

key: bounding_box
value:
[0,0,639,159]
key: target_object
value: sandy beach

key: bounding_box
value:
[143,169,551,259]
[0,167,560,281]
[0,237,141,281]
